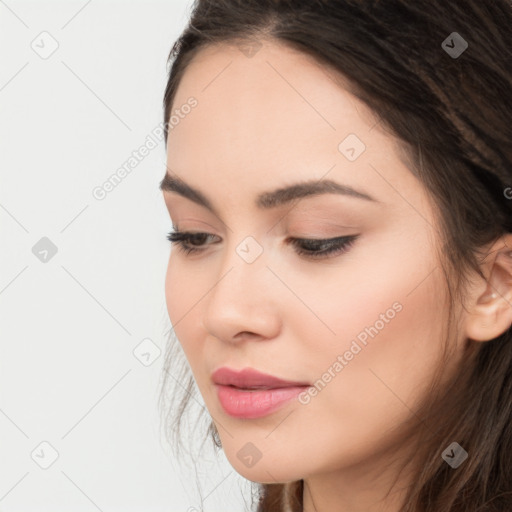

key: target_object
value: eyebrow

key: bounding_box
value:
[159,172,378,215]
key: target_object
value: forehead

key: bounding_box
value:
[165,40,409,210]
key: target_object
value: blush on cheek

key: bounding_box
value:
[352,285,445,407]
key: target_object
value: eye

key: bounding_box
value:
[287,235,358,259]
[166,230,219,255]
[166,229,359,260]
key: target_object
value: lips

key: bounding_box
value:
[211,366,310,390]
[212,367,311,419]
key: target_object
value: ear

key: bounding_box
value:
[464,234,512,342]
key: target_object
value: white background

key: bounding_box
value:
[0,1,249,510]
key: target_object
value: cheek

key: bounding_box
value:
[282,226,441,368]
[288,269,446,466]
[282,238,446,433]
[164,257,203,364]
[164,256,181,328]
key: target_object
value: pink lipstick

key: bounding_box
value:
[211,367,310,419]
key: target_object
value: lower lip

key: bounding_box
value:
[215,384,309,419]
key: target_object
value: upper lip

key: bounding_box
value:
[211,367,310,389]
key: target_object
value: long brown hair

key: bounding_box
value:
[158,1,512,510]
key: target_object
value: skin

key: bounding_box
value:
[161,40,512,512]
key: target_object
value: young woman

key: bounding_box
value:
[158,1,512,510]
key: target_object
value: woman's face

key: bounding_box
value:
[161,40,463,484]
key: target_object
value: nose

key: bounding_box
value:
[201,239,282,345]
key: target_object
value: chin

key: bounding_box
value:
[222,443,303,483]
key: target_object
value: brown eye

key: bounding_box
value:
[166,230,219,255]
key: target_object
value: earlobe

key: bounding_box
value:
[464,237,512,342]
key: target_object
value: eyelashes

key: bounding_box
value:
[166,229,359,260]
[166,231,218,255]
